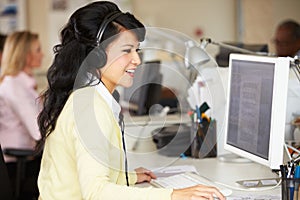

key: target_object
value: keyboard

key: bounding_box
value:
[151,172,232,197]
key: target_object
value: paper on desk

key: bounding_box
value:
[187,75,213,109]
[226,194,280,200]
[152,165,198,177]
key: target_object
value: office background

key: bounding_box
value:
[15,0,299,91]
[16,0,299,151]
[1,0,298,151]
[0,1,298,197]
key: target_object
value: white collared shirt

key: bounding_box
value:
[93,82,121,122]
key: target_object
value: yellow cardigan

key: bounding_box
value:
[38,87,173,200]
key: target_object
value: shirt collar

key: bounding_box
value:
[94,82,121,122]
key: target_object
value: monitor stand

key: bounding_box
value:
[218,153,252,163]
[218,154,280,188]
[235,177,280,188]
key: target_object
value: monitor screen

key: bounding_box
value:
[223,54,290,170]
[122,60,162,115]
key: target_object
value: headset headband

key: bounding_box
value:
[96,11,122,45]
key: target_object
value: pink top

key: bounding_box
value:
[0,71,41,162]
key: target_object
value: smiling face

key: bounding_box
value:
[99,30,141,93]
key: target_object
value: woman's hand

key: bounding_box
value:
[134,167,157,183]
[171,184,225,200]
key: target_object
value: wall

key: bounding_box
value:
[25,0,300,93]
[26,0,49,91]
[27,0,91,91]
[26,0,300,66]
[242,0,300,53]
[132,0,300,55]
[27,0,49,68]
[132,0,237,56]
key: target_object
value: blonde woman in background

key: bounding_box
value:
[0,31,43,199]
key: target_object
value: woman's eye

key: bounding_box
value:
[123,49,131,53]
[122,48,141,54]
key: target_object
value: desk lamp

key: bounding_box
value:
[200,38,272,56]
[184,37,300,82]
[184,37,270,69]
[184,40,210,69]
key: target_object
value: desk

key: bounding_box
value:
[129,154,281,196]
[124,114,281,197]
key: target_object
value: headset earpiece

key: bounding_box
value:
[86,46,107,69]
[88,11,122,69]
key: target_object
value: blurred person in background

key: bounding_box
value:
[0,30,43,199]
[273,19,300,57]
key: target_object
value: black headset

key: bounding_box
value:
[89,11,123,69]
[91,12,130,186]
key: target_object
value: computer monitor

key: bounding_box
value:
[223,53,290,170]
[215,42,269,67]
[122,60,162,115]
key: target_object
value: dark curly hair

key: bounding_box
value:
[36,1,145,151]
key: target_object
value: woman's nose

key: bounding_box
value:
[131,51,141,65]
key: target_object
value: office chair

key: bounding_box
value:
[3,148,38,200]
[0,145,13,200]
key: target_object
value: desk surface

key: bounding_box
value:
[124,112,190,126]
[128,154,281,197]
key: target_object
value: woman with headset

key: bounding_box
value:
[37,1,225,199]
